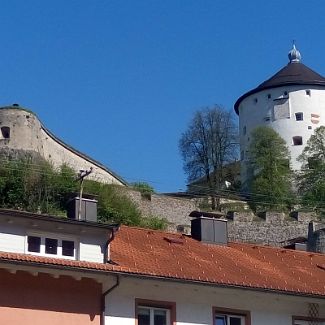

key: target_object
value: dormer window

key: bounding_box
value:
[26,234,77,259]
[45,238,58,255]
[284,91,288,96]
[27,236,41,253]
[306,89,311,96]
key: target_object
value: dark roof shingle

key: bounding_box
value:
[234,62,325,114]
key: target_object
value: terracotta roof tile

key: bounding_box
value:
[110,226,325,297]
[1,225,325,297]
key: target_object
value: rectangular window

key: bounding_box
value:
[293,136,303,146]
[136,299,175,325]
[214,308,250,325]
[62,240,75,257]
[45,238,58,255]
[27,236,41,253]
[295,112,303,121]
[26,233,76,259]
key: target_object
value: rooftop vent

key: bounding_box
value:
[190,211,227,245]
[67,194,98,222]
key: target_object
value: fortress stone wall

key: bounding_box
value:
[226,211,324,246]
[1,106,324,247]
[123,188,197,231]
[121,187,325,246]
[0,106,126,185]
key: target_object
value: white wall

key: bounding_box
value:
[105,276,325,325]
[0,224,26,254]
[238,85,325,188]
[0,217,105,263]
[79,235,105,263]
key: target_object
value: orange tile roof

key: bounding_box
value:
[1,225,325,297]
[110,226,325,297]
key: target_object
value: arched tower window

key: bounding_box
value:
[0,126,10,139]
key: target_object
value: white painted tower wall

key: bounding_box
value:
[238,85,325,188]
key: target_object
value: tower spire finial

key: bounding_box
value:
[288,41,301,63]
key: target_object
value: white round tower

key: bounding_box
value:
[234,45,325,190]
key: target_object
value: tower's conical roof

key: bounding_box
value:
[234,45,325,114]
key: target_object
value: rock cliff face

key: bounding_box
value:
[0,106,126,185]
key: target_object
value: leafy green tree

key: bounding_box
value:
[298,126,325,214]
[83,180,167,229]
[0,158,77,214]
[179,106,238,210]
[0,158,167,230]
[248,126,293,211]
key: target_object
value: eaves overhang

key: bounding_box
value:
[234,62,325,115]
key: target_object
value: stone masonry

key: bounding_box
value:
[0,106,126,185]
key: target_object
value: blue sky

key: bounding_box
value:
[1,0,325,192]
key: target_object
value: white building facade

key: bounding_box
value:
[0,209,325,325]
[104,276,325,325]
[235,46,325,189]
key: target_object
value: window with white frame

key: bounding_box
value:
[26,233,77,259]
[215,313,245,325]
[138,306,170,325]
[214,308,249,325]
[136,300,175,325]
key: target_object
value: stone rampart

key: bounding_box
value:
[123,188,196,232]
[121,188,325,247]
[0,106,126,185]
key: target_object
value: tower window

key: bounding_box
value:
[306,89,311,96]
[284,91,288,96]
[308,126,312,130]
[295,112,303,121]
[243,126,246,135]
[293,136,303,146]
[0,127,10,139]
[267,94,271,99]
[254,98,258,104]
[241,151,244,161]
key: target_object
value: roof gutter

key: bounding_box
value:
[100,270,325,301]
[1,258,324,300]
